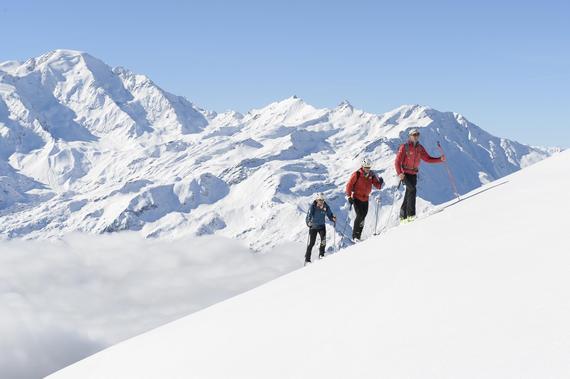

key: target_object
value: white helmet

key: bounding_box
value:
[408,128,420,136]
[361,157,372,168]
[315,192,325,201]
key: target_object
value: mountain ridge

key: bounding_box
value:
[0,50,561,249]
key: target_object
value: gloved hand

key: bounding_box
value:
[332,216,337,223]
[347,197,354,205]
[398,173,405,181]
[441,155,446,162]
[378,177,384,188]
[307,221,313,227]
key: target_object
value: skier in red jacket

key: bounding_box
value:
[395,128,445,222]
[345,158,384,241]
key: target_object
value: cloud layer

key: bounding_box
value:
[0,233,301,378]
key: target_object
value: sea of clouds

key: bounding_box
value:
[0,233,302,378]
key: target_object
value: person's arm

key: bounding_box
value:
[326,205,335,222]
[395,145,405,175]
[345,172,357,198]
[420,145,444,163]
[372,174,384,190]
[305,204,314,226]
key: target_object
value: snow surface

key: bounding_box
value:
[49,150,570,379]
[0,50,559,250]
[0,234,300,379]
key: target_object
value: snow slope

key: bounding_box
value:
[0,50,558,249]
[48,150,570,379]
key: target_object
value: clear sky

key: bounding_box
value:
[1,0,568,147]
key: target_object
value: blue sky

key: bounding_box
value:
[1,0,568,147]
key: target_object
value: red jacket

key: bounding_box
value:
[345,168,383,202]
[395,141,441,175]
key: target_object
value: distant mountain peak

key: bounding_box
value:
[281,95,305,104]
[32,49,90,66]
[336,100,354,111]
[251,95,314,115]
[395,104,430,114]
[12,49,108,78]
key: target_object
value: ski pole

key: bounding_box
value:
[383,180,402,234]
[373,195,381,236]
[340,203,353,248]
[437,141,460,201]
[333,221,337,253]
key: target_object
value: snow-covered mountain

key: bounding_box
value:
[0,50,558,249]
[47,150,570,379]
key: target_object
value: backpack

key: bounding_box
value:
[401,142,422,173]
[352,169,379,193]
[352,170,361,193]
[403,141,422,156]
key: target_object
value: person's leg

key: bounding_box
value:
[353,199,369,239]
[318,228,326,256]
[400,184,408,219]
[361,201,369,229]
[305,229,317,262]
[405,174,418,217]
[352,200,363,239]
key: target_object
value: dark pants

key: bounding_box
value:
[305,227,326,261]
[400,173,418,219]
[352,198,369,240]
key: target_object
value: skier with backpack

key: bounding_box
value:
[395,128,446,222]
[305,192,337,265]
[345,158,384,241]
